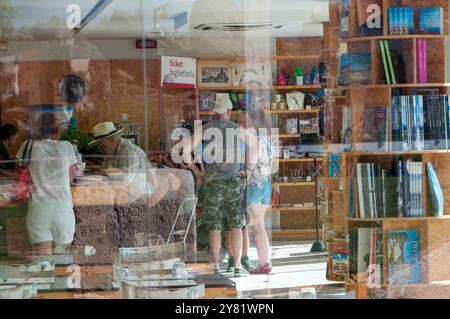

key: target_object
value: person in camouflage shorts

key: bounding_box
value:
[185,94,259,277]
[203,177,244,232]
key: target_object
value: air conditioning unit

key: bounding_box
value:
[194,23,284,31]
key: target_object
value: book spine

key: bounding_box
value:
[417,39,423,83]
[422,39,428,83]
[357,163,365,218]
[380,41,391,85]
[384,41,397,84]
[388,8,394,35]
[408,8,415,34]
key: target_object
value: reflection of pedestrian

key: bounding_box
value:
[17,113,76,255]
[246,113,277,274]
[186,94,259,277]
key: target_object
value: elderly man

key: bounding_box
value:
[90,122,179,206]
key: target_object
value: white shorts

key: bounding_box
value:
[26,203,75,245]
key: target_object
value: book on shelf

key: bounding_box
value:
[286,118,299,135]
[360,106,389,152]
[393,94,449,151]
[384,41,397,84]
[388,7,414,35]
[349,228,383,286]
[337,52,371,86]
[419,7,444,35]
[348,165,356,218]
[341,106,352,148]
[426,162,445,217]
[340,0,350,38]
[397,161,424,218]
[416,39,428,84]
[352,161,423,218]
[387,229,421,285]
[356,0,383,37]
[379,41,391,85]
[328,154,341,178]
[379,40,404,85]
[392,95,425,151]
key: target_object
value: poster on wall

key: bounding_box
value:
[161,56,196,88]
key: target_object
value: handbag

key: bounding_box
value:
[10,140,34,203]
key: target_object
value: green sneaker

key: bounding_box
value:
[241,256,254,270]
[227,256,235,273]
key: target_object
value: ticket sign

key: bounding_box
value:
[161,56,197,88]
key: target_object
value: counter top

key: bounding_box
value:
[0,180,130,209]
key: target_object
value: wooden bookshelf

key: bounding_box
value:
[274,157,325,163]
[326,0,450,299]
[195,38,326,241]
[198,108,322,116]
[197,85,322,92]
[342,34,448,43]
[272,206,317,211]
[272,182,315,187]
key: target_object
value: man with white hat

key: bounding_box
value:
[90,122,178,206]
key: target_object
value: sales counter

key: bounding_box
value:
[0,169,197,264]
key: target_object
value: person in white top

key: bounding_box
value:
[16,112,77,255]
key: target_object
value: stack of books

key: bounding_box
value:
[397,161,424,218]
[349,228,383,287]
[391,95,425,151]
[388,7,415,35]
[388,6,444,35]
[352,161,424,218]
[392,95,449,151]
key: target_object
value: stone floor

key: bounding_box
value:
[218,241,347,299]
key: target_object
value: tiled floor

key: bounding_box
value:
[219,241,346,299]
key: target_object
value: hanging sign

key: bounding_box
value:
[161,56,196,88]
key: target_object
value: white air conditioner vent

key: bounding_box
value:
[194,23,284,31]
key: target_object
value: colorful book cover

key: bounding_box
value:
[329,154,341,178]
[419,7,444,34]
[286,118,299,134]
[387,229,421,285]
[337,52,371,86]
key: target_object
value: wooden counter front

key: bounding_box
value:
[71,182,130,206]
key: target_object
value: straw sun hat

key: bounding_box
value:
[89,122,124,145]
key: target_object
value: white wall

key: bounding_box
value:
[0,36,276,62]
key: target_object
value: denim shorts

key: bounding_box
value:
[247,179,272,206]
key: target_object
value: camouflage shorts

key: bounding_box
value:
[203,177,244,231]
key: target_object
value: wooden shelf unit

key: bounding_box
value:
[195,38,326,241]
[325,0,450,299]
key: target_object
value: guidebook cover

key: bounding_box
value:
[387,229,421,285]
[337,53,371,86]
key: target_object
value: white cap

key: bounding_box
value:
[212,93,233,114]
